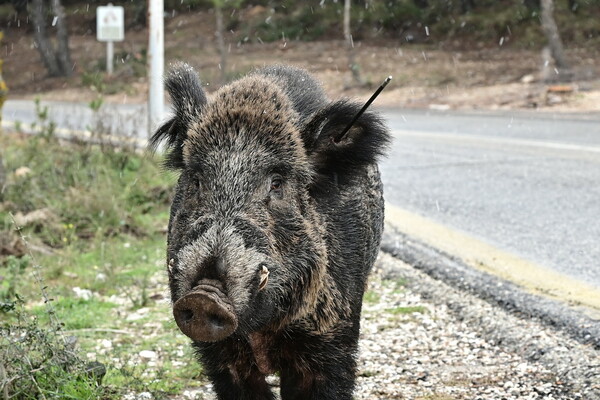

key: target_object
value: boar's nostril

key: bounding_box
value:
[179,308,194,324]
[207,313,225,329]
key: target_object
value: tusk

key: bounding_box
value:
[168,258,175,274]
[258,265,269,291]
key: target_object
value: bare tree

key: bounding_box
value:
[344,0,363,86]
[214,2,227,84]
[540,0,571,81]
[211,0,241,85]
[460,0,476,14]
[50,0,72,75]
[30,0,73,77]
[31,0,60,76]
[10,0,28,14]
[568,0,579,13]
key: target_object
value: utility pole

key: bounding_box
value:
[148,0,164,136]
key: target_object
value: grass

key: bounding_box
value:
[386,305,428,315]
[0,127,207,398]
[364,278,407,304]
[31,297,118,330]
[363,289,381,304]
[1,133,172,245]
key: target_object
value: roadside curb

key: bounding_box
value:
[380,223,600,350]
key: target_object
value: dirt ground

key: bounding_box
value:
[3,9,600,113]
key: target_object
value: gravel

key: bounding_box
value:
[356,252,599,399]
[172,250,600,399]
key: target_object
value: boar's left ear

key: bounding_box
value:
[148,62,207,169]
[302,99,390,177]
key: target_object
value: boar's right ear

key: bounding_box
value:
[148,62,207,170]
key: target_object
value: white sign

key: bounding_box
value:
[97,4,124,42]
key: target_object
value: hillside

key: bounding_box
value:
[1,2,599,111]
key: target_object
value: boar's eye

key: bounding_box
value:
[269,176,283,198]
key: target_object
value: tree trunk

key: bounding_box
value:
[460,0,476,14]
[30,0,61,76]
[215,5,227,85]
[50,0,73,76]
[568,0,579,13]
[523,0,540,10]
[10,0,28,14]
[540,0,571,80]
[344,0,362,86]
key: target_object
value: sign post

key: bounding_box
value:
[97,4,124,76]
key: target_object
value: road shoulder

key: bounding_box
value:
[362,251,600,399]
[385,203,600,322]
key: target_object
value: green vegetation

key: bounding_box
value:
[386,305,428,315]
[0,125,203,398]
[80,49,146,95]
[0,129,172,247]
[1,308,106,399]
[363,289,381,304]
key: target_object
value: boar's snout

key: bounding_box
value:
[173,281,237,342]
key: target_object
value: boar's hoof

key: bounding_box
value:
[173,285,237,342]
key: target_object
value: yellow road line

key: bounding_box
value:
[385,202,600,318]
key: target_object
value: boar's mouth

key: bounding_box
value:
[173,281,238,342]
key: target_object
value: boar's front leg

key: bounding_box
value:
[194,342,276,400]
[279,327,358,400]
[205,368,275,400]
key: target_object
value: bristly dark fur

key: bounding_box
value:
[150,62,390,400]
[251,65,328,127]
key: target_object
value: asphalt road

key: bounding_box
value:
[3,100,599,291]
[2,99,148,141]
[379,109,600,289]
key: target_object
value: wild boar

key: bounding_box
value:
[150,63,390,400]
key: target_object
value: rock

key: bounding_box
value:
[0,231,26,257]
[520,74,536,84]
[95,272,108,282]
[72,287,93,301]
[139,350,157,360]
[13,208,57,227]
[429,104,451,111]
[14,166,32,178]
[85,361,107,384]
[546,94,564,105]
